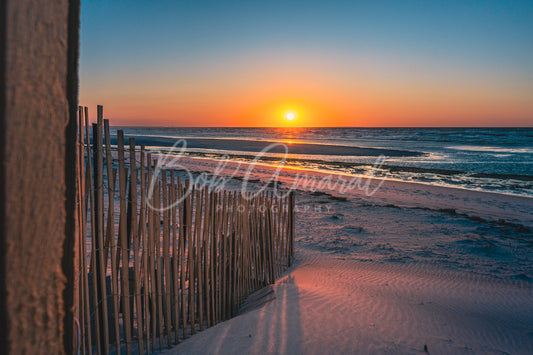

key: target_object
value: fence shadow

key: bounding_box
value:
[171,273,304,355]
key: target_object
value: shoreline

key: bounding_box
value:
[147,149,533,197]
[157,155,533,228]
[168,150,533,183]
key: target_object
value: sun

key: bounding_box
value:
[285,112,296,121]
[278,107,301,125]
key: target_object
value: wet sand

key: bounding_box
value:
[114,135,423,157]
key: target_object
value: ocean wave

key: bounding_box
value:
[447,145,533,154]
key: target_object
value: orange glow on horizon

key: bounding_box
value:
[79,91,533,127]
[80,65,533,127]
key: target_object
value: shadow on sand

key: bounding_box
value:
[171,273,304,354]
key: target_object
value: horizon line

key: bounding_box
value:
[100,125,533,129]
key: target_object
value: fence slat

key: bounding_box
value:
[103,121,120,354]
[188,185,195,335]
[170,172,179,344]
[116,131,132,355]
[109,168,120,355]
[202,189,210,328]
[196,188,204,332]
[162,171,172,347]
[177,177,187,339]
[147,154,157,352]
[128,138,145,355]
[85,108,102,355]
[155,179,164,350]
[139,146,151,355]
[79,107,93,354]
[218,192,225,322]
[93,107,110,354]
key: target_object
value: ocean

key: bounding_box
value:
[112,127,533,198]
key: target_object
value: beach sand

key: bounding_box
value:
[161,156,533,354]
[166,253,533,354]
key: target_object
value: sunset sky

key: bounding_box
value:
[80,0,533,127]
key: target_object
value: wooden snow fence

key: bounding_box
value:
[75,106,295,354]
